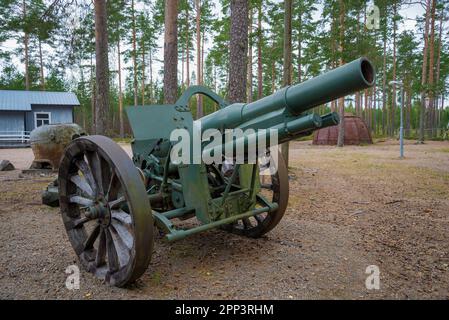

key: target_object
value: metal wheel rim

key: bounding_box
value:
[58,135,153,287]
[224,151,289,238]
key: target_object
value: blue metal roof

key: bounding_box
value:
[0,90,80,111]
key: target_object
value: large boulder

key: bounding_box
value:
[30,123,86,170]
[0,160,15,171]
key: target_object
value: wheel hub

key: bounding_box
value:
[86,202,111,227]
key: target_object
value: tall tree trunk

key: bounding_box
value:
[247,6,253,103]
[186,5,190,87]
[297,10,302,83]
[38,39,45,90]
[427,0,436,137]
[90,54,95,133]
[419,0,432,143]
[79,69,86,130]
[164,0,178,104]
[181,43,184,86]
[372,86,376,133]
[118,40,124,138]
[229,0,248,103]
[382,33,387,135]
[23,0,29,90]
[362,7,368,126]
[440,94,444,131]
[131,0,138,106]
[330,17,336,113]
[201,33,204,85]
[257,1,263,100]
[195,0,203,118]
[406,85,411,137]
[364,89,369,128]
[336,0,345,148]
[94,0,110,135]
[355,11,360,117]
[390,2,397,137]
[141,39,146,106]
[434,5,444,131]
[149,49,154,103]
[214,65,217,93]
[281,0,292,163]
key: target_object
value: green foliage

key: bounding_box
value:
[0,0,447,138]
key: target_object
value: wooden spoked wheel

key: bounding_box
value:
[223,151,289,238]
[58,135,153,287]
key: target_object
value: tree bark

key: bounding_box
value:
[164,0,178,104]
[427,0,436,137]
[149,49,154,103]
[382,33,387,135]
[371,91,374,131]
[330,16,336,113]
[201,32,204,86]
[90,54,95,133]
[390,2,397,137]
[141,38,146,106]
[336,0,345,148]
[297,10,302,83]
[282,0,292,87]
[406,86,412,137]
[434,4,444,131]
[364,89,369,129]
[195,0,203,118]
[281,0,292,163]
[257,1,263,100]
[355,11,360,117]
[181,43,184,86]
[419,0,432,143]
[131,0,138,106]
[247,6,253,103]
[118,40,124,138]
[38,39,45,90]
[23,0,29,90]
[229,0,248,103]
[94,0,110,135]
[186,4,190,87]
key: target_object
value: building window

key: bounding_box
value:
[35,112,51,128]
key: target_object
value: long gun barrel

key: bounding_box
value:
[200,57,375,133]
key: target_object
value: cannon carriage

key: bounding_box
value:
[54,57,375,286]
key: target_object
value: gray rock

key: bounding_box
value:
[0,160,15,171]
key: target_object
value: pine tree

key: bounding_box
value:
[164,0,178,104]
[94,0,110,135]
[419,0,432,143]
[228,0,248,103]
[281,0,292,164]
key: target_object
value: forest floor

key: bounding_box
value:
[0,139,448,299]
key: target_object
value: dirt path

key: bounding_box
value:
[0,140,448,299]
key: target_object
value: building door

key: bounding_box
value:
[34,112,51,128]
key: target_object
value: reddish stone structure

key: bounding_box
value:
[313,113,373,145]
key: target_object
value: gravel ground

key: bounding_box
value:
[0,140,448,299]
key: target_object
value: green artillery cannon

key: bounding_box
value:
[54,57,375,286]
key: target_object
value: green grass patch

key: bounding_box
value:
[150,272,162,285]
